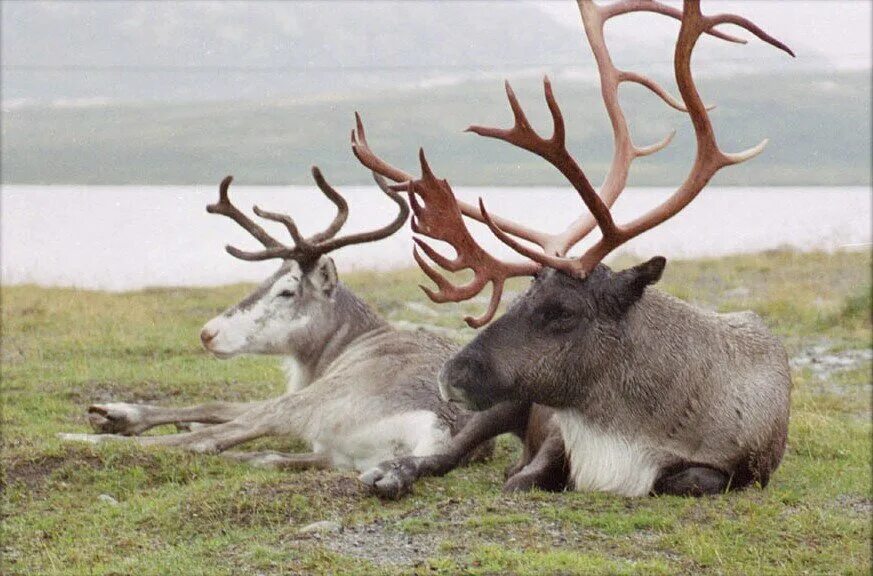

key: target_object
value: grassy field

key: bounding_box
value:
[2,250,870,575]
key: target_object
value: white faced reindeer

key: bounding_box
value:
[355,0,794,498]
[61,169,492,472]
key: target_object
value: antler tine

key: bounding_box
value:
[251,206,311,251]
[351,112,415,184]
[468,76,621,255]
[706,12,795,57]
[311,172,410,253]
[352,111,554,251]
[411,245,504,329]
[478,198,580,273]
[308,166,349,243]
[404,149,539,327]
[211,168,412,264]
[600,0,746,44]
[207,176,284,251]
[224,245,294,262]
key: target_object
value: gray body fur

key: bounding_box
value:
[61,259,488,473]
[439,261,791,496]
[556,289,790,494]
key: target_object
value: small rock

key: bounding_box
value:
[299,520,342,534]
[97,494,118,505]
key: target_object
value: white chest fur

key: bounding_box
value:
[556,410,661,497]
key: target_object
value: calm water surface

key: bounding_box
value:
[2,185,869,290]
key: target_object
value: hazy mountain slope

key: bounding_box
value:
[3,71,868,186]
[2,0,839,103]
[3,1,586,101]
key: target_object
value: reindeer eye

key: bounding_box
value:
[537,303,574,326]
[277,290,295,298]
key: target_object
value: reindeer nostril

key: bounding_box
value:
[200,327,218,346]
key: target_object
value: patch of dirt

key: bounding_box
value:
[257,472,366,505]
[63,381,187,406]
[832,495,873,517]
[791,346,872,381]
[63,380,266,407]
[301,517,443,567]
[183,473,370,529]
[303,494,689,568]
[0,345,28,365]
[2,453,101,493]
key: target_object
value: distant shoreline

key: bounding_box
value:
[3,185,869,291]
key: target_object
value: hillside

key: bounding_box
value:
[2,1,842,103]
[2,71,869,186]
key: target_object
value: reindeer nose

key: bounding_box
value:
[200,327,218,347]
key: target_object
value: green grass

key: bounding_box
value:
[2,249,870,575]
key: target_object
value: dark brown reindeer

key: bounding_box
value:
[61,169,493,473]
[356,0,794,498]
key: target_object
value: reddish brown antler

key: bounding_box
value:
[400,150,539,328]
[468,0,793,275]
[354,0,792,325]
[506,0,794,274]
[352,112,554,251]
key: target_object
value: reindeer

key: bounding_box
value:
[60,168,493,473]
[355,0,794,498]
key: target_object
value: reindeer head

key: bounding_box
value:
[199,169,407,358]
[350,0,792,410]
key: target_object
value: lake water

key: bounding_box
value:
[1,185,869,290]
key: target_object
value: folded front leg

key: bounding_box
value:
[360,401,528,499]
[86,400,270,436]
[61,416,275,454]
[503,424,568,493]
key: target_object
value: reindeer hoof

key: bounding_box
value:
[359,458,418,500]
[502,471,539,493]
[504,460,526,480]
[87,403,149,435]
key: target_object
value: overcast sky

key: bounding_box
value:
[539,0,872,70]
[2,0,869,103]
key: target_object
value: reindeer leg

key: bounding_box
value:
[503,426,568,493]
[61,412,276,454]
[359,401,528,500]
[64,391,322,455]
[86,400,269,436]
[221,450,331,470]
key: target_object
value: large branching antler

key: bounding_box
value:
[350,113,543,326]
[397,150,539,328]
[450,0,791,281]
[505,0,794,274]
[351,112,554,251]
[353,0,792,326]
[208,167,408,266]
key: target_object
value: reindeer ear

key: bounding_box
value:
[614,256,666,304]
[311,257,339,298]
